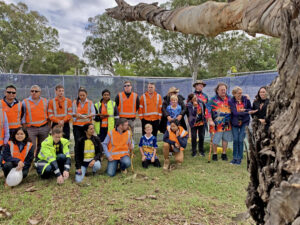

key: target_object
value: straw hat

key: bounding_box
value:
[167,87,179,94]
[193,80,206,87]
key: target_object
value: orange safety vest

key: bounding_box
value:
[138,92,162,121]
[24,98,48,127]
[107,129,131,160]
[73,99,93,126]
[0,100,22,129]
[167,126,188,151]
[0,109,5,146]
[2,141,33,164]
[48,97,72,123]
[118,92,137,118]
[101,104,108,128]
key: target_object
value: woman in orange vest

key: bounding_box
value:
[162,119,188,170]
[72,87,95,150]
[2,127,34,183]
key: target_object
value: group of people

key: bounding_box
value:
[0,80,269,186]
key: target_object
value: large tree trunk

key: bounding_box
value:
[106,0,300,224]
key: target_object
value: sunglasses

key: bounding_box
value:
[31,90,40,93]
[124,85,131,87]
[6,91,16,94]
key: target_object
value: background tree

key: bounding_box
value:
[0,1,59,73]
[83,13,155,76]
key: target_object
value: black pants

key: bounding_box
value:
[141,119,160,137]
[36,154,67,179]
[191,125,205,154]
[73,125,86,150]
[52,122,70,140]
[142,159,161,168]
[98,127,108,142]
[3,161,29,178]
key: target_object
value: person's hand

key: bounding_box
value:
[209,120,215,127]
[176,115,182,121]
[16,161,24,171]
[76,169,82,175]
[142,155,146,161]
[129,144,134,151]
[259,119,266,124]
[57,175,64,184]
[58,120,64,126]
[193,101,198,107]
[259,103,264,110]
[167,116,172,122]
[151,157,155,163]
[88,160,95,168]
[248,110,258,115]
[63,171,69,180]
[175,143,180,148]
[108,156,114,162]
[244,94,250,100]
[176,129,180,136]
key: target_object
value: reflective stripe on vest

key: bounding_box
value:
[142,93,161,116]
[95,100,116,132]
[9,141,32,162]
[109,130,130,160]
[25,98,48,126]
[0,109,4,145]
[0,100,22,129]
[167,126,187,151]
[119,92,137,117]
[73,100,92,124]
[52,98,68,118]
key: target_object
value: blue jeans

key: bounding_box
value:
[107,155,131,177]
[232,124,246,161]
[75,160,101,183]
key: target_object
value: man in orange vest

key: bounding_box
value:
[0,85,23,136]
[0,107,9,169]
[102,118,134,177]
[115,81,139,133]
[138,82,162,137]
[22,85,50,157]
[48,85,72,139]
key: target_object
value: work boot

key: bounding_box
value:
[212,154,218,161]
[221,153,228,161]
[191,151,197,157]
[163,159,170,170]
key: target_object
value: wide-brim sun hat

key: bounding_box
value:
[193,80,207,87]
[168,87,179,94]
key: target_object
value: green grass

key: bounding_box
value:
[0,142,253,225]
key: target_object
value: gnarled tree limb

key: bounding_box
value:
[106,0,286,37]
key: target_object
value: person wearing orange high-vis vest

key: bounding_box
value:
[22,85,50,157]
[72,87,95,151]
[115,81,139,133]
[138,83,162,137]
[1,85,23,136]
[48,85,72,140]
[0,107,9,169]
[163,120,188,170]
[102,118,134,177]
[2,127,34,183]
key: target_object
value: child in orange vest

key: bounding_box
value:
[138,124,161,168]
[2,127,34,183]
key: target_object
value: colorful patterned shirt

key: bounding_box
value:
[139,135,158,160]
[207,95,232,132]
[194,91,209,104]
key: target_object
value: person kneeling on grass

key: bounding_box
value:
[2,127,34,185]
[75,123,102,183]
[162,120,188,170]
[102,118,134,177]
[139,124,161,168]
[36,126,70,184]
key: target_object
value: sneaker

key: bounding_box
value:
[221,153,228,161]
[230,159,237,164]
[212,154,218,161]
[200,152,205,157]
[191,152,197,157]
[235,159,241,165]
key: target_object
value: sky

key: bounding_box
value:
[5,0,168,58]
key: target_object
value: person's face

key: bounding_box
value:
[86,125,95,136]
[56,88,64,98]
[124,83,132,93]
[171,98,178,106]
[259,88,267,100]
[147,84,155,94]
[30,88,41,99]
[102,92,110,102]
[79,91,87,101]
[170,123,178,132]
[217,85,227,98]
[234,89,243,100]
[52,133,62,143]
[121,122,129,131]
[145,126,152,134]
[5,88,17,101]
[195,84,204,92]
[192,96,197,102]
[15,129,26,142]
